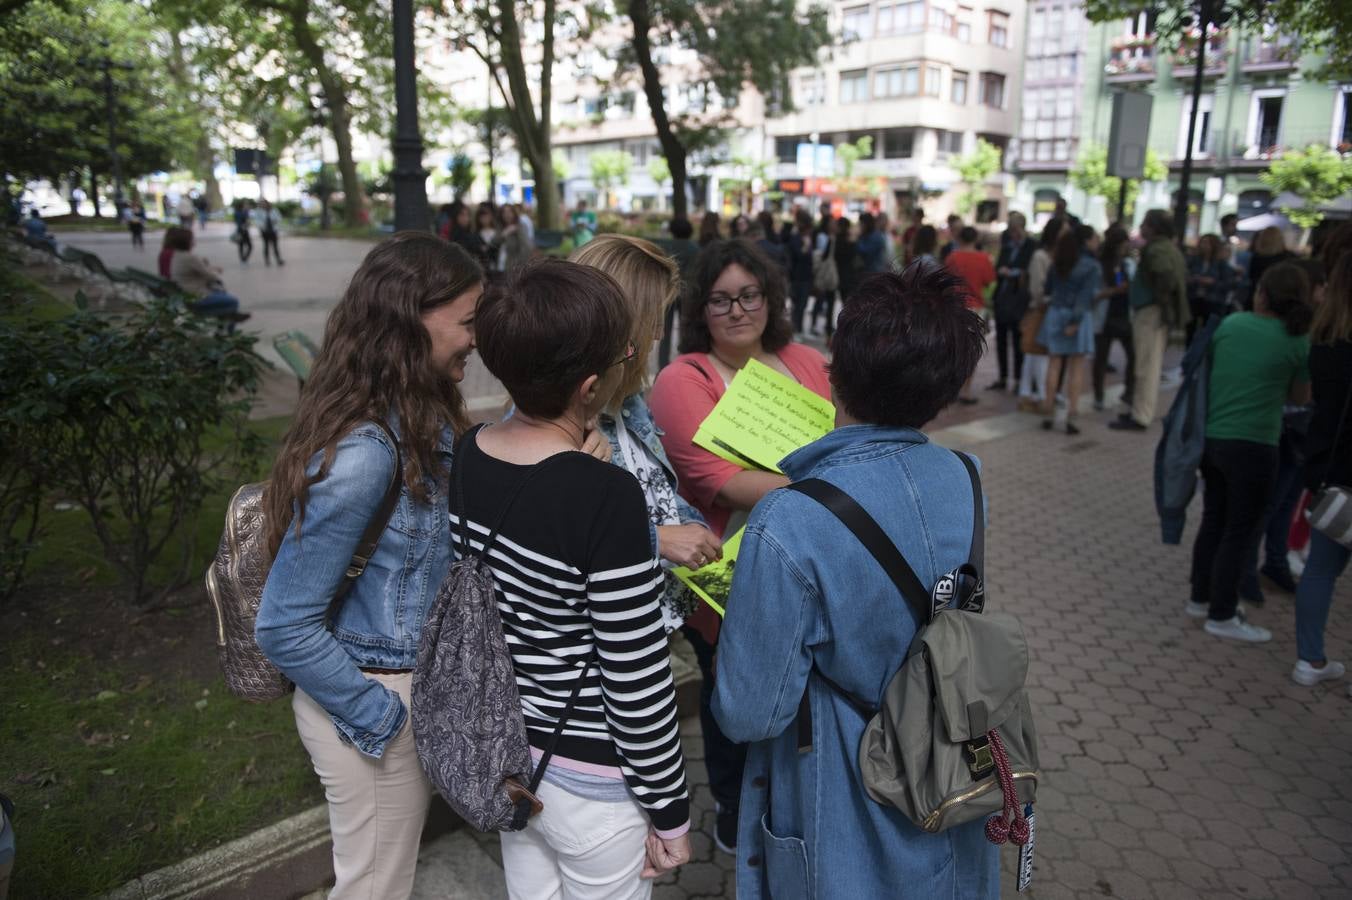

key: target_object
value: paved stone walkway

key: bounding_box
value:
[404,401,1352,899]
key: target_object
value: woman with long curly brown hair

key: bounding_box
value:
[255,232,482,900]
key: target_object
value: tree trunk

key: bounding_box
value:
[289,0,365,227]
[67,174,81,216]
[495,0,560,229]
[89,166,102,218]
[628,0,689,222]
[169,31,225,213]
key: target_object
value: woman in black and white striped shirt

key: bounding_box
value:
[459,257,691,897]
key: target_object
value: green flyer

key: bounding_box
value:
[672,527,744,617]
[693,359,835,474]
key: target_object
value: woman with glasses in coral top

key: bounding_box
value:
[648,237,830,856]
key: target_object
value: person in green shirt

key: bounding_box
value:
[570,198,597,248]
[1188,262,1313,642]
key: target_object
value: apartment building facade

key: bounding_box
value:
[765,0,1025,222]
[1062,12,1350,235]
[1007,0,1092,224]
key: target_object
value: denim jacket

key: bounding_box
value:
[712,425,998,899]
[597,393,706,553]
[256,418,456,758]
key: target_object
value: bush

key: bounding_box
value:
[275,200,301,220]
[0,297,268,604]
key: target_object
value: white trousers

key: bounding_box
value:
[1019,353,1049,401]
[293,672,433,900]
[500,779,652,900]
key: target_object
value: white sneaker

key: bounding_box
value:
[1291,660,1346,686]
[1204,614,1271,643]
[1185,601,1209,618]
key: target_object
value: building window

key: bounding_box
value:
[979,73,1005,108]
[1247,92,1285,154]
[925,65,943,97]
[884,127,916,158]
[1335,88,1352,149]
[936,129,964,156]
[956,5,972,41]
[840,69,869,104]
[951,70,968,104]
[843,4,871,41]
[878,1,925,35]
[987,11,1009,47]
[874,65,920,98]
[1178,94,1215,157]
[776,135,807,162]
[797,72,825,107]
[1028,6,1044,40]
[930,7,954,34]
[1053,140,1070,161]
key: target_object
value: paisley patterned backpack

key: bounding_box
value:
[412,428,592,832]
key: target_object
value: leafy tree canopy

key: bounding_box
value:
[1260,144,1352,231]
[1069,143,1168,216]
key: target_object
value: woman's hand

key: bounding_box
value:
[580,419,612,463]
[641,830,692,879]
[657,524,722,569]
[1064,322,1079,337]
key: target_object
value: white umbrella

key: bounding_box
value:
[1234,210,1292,232]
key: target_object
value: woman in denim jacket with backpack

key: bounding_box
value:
[255,234,483,899]
[712,263,998,899]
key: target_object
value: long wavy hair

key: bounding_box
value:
[263,233,481,552]
[569,234,678,402]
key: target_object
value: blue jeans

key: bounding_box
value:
[1295,529,1350,663]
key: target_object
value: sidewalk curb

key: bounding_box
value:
[99,662,702,900]
[100,805,333,900]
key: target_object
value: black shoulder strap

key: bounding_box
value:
[786,479,932,626]
[786,450,985,625]
[330,418,403,608]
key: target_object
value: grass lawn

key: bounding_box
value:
[0,411,326,898]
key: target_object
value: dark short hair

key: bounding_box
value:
[914,225,939,256]
[1142,208,1174,239]
[1220,213,1238,226]
[678,239,793,355]
[1259,261,1313,337]
[830,262,986,428]
[1038,216,1066,250]
[958,226,978,245]
[859,212,876,234]
[166,227,194,251]
[669,217,693,239]
[476,258,632,418]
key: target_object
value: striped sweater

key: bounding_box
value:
[451,436,690,836]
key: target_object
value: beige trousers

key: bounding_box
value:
[1129,305,1170,427]
[293,672,433,900]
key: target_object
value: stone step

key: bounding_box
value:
[411,830,507,900]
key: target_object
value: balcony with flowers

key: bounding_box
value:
[1243,34,1299,72]
[1105,34,1156,83]
[1169,27,1229,79]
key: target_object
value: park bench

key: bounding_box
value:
[273,330,320,386]
[60,246,134,285]
[122,267,184,299]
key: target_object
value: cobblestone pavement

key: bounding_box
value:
[409,402,1352,899]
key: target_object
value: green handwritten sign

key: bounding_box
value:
[672,528,744,617]
[693,359,835,474]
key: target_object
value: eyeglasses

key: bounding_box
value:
[705,288,765,316]
[608,342,637,369]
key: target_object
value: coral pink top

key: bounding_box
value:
[650,344,831,642]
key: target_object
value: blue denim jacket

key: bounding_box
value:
[597,393,707,553]
[256,418,455,758]
[712,424,998,899]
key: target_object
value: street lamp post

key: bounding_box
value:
[1174,0,1227,243]
[391,0,428,231]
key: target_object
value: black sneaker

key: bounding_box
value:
[1260,565,1298,594]
[714,802,737,854]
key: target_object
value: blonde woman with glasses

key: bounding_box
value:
[570,235,723,632]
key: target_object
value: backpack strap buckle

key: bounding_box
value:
[965,737,995,777]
